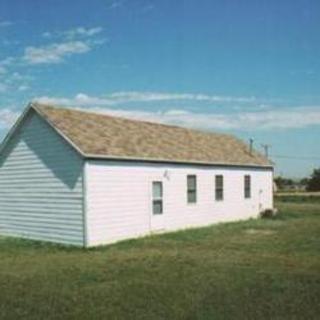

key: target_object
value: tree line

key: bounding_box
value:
[275,168,320,192]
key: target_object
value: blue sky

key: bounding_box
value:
[0,0,319,178]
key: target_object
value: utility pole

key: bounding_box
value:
[261,144,271,159]
[249,138,254,155]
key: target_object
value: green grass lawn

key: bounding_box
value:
[275,193,320,204]
[0,202,319,320]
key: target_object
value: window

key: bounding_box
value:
[152,181,163,214]
[187,175,197,203]
[215,175,224,201]
[244,175,251,199]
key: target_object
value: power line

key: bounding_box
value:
[250,138,320,161]
[270,155,320,161]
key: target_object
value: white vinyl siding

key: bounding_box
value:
[0,111,84,246]
[85,160,273,247]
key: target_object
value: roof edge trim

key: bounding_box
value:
[0,103,34,155]
[85,153,274,170]
[31,103,86,157]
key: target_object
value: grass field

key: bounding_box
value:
[0,201,319,319]
[275,193,320,204]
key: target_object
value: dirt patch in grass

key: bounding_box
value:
[245,229,276,236]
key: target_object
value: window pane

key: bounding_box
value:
[215,175,223,188]
[188,190,197,203]
[216,189,223,201]
[153,182,162,198]
[244,175,251,198]
[187,175,197,203]
[215,175,224,201]
[187,175,196,190]
[153,200,163,214]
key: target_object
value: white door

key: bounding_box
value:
[150,181,165,232]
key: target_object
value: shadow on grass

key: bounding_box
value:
[0,236,85,253]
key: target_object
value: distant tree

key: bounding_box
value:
[285,178,294,186]
[306,168,320,191]
[274,176,285,189]
[299,178,309,187]
[274,176,295,190]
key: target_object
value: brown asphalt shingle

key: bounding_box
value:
[32,103,272,167]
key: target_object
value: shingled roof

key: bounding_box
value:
[30,103,271,167]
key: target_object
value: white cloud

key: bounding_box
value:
[33,92,320,130]
[35,91,256,106]
[23,41,91,64]
[10,72,25,81]
[2,38,20,47]
[108,1,125,9]
[42,31,52,38]
[0,58,27,87]
[42,26,103,40]
[83,106,320,130]
[0,66,6,75]
[107,1,154,13]
[107,91,255,103]
[64,27,103,39]
[0,57,15,67]
[18,85,30,91]
[0,108,20,129]
[1,71,33,94]
[141,4,155,13]
[1,26,104,73]
[35,93,115,106]
[22,26,104,65]
[0,21,13,28]
[236,107,320,130]
[0,83,8,93]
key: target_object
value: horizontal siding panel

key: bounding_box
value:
[0,194,82,200]
[0,180,82,184]
[0,225,83,238]
[0,170,83,177]
[0,229,83,245]
[0,213,83,223]
[0,162,83,170]
[0,200,82,207]
[0,111,84,246]
[0,219,83,231]
[86,161,273,246]
[0,173,83,180]
[0,211,82,218]
[0,205,83,214]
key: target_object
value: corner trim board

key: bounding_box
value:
[81,161,88,247]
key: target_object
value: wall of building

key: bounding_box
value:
[0,110,85,246]
[85,160,273,247]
